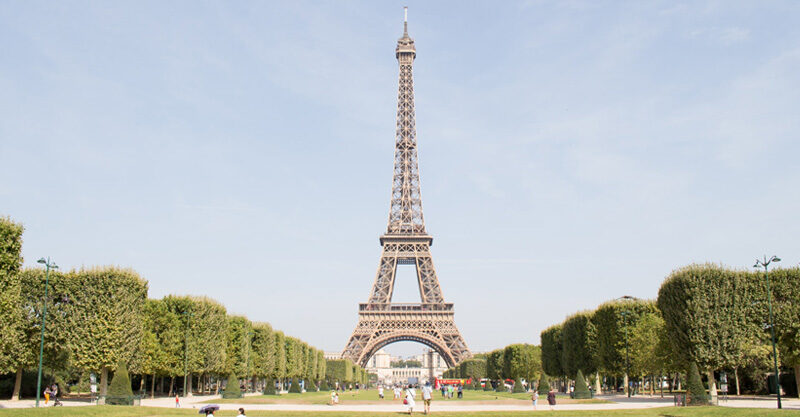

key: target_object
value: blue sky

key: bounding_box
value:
[2,1,799,357]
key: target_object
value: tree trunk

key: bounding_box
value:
[10,367,23,401]
[676,373,681,391]
[139,375,146,392]
[660,373,664,398]
[735,368,741,396]
[707,370,717,398]
[100,366,109,397]
[594,372,602,394]
[186,373,193,397]
[168,376,174,397]
[623,373,629,396]
[794,365,800,399]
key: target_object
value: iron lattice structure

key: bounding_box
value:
[342,11,470,368]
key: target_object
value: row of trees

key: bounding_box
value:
[539,264,800,398]
[0,217,364,400]
[443,343,542,391]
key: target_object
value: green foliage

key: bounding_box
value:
[65,267,148,390]
[315,351,326,381]
[766,267,800,368]
[251,323,275,378]
[658,264,766,375]
[289,377,302,393]
[589,299,658,376]
[264,378,277,395]
[562,312,596,378]
[304,378,317,392]
[225,315,253,377]
[107,361,134,404]
[272,331,287,379]
[285,337,304,378]
[483,377,493,391]
[686,362,709,405]
[503,343,541,383]
[325,359,353,383]
[541,325,564,377]
[0,217,24,374]
[573,369,591,399]
[17,269,70,375]
[495,379,506,392]
[223,372,242,399]
[319,379,330,391]
[459,358,487,379]
[537,376,550,394]
[486,349,505,379]
[512,377,525,393]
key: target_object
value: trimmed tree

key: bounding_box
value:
[541,325,564,379]
[483,377,493,391]
[537,376,550,395]
[320,379,330,391]
[107,361,134,405]
[658,264,765,398]
[512,377,525,393]
[686,362,709,405]
[562,312,597,379]
[0,218,24,399]
[223,372,242,399]
[64,267,147,397]
[503,344,541,390]
[264,379,278,395]
[289,377,302,393]
[573,369,591,399]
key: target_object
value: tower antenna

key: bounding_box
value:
[403,6,408,35]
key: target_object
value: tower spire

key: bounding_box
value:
[403,6,408,36]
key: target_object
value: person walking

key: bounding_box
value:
[175,394,180,408]
[531,390,539,409]
[457,384,463,399]
[404,385,416,415]
[378,385,384,399]
[547,388,557,410]
[43,387,51,405]
[422,381,433,415]
[236,408,246,417]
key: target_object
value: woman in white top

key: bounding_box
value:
[405,386,416,414]
[237,407,246,416]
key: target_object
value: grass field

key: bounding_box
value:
[0,405,798,417]
[208,390,608,405]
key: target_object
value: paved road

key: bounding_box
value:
[2,393,798,411]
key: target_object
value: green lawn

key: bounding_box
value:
[210,389,607,405]
[0,406,798,417]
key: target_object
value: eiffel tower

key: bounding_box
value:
[342,8,470,368]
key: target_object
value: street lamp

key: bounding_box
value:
[754,255,782,409]
[620,310,631,398]
[182,311,193,397]
[35,257,58,408]
[616,295,638,398]
[245,331,254,392]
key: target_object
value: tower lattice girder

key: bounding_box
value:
[342,10,470,369]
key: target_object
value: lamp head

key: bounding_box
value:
[753,262,760,268]
[52,264,59,269]
[772,256,781,263]
[37,258,46,264]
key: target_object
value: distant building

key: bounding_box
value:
[324,351,343,360]
[365,348,448,385]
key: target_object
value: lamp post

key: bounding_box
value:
[754,255,782,409]
[182,311,193,397]
[245,331,254,392]
[616,295,637,398]
[620,310,631,397]
[35,257,58,408]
